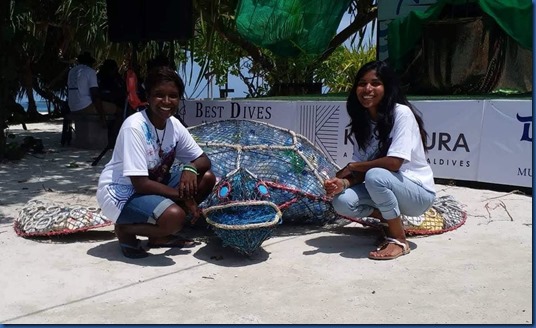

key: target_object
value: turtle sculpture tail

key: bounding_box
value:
[349,195,467,235]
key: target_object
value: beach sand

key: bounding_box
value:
[0,119,532,324]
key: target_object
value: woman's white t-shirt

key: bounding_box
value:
[96,110,203,222]
[352,103,435,193]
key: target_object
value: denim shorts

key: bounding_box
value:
[116,171,182,224]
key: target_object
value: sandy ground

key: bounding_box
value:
[0,120,532,324]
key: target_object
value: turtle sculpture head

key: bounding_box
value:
[202,167,283,255]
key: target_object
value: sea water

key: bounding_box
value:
[20,100,54,114]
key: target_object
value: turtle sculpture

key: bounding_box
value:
[188,119,467,255]
[188,119,342,255]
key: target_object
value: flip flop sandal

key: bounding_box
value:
[368,237,410,261]
[147,235,199,249]
[120,241,149,259]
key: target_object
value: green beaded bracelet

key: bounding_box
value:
[182,165,199,175]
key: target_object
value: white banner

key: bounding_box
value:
[181,98,530,188]
[476,100,532,187]
[182,100,298,131]
[415,100,484,182]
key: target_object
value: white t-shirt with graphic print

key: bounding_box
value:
[351,103,435,193]
[96,110,203,222]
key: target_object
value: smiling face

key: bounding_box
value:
[356,69,385,117]
[147,81,180,127]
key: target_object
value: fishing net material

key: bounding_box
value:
[14,199,112,237]
[354,195,467,236]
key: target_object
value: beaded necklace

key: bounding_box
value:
[147,110,167,158]
[154,124,167,158]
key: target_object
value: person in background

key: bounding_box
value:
[96,66,216,259]
[67,52,118,127]
[97,59,126,115]
[323,60,436,260]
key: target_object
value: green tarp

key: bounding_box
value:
[235,0,352,57]
[388,0,532,71]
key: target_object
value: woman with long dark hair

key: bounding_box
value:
[324,60,436,260]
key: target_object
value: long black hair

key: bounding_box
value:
[346,60,428,156]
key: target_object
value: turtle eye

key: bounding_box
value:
[256,182,269,197]
[218,182,231,200]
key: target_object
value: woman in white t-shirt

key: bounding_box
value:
[323,60,436,260]
[96,66,216,259]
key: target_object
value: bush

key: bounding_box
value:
[317,44,376,94]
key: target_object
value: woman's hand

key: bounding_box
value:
[178,169,198,199]
[323,177,346,197]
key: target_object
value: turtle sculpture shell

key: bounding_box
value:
[188,119,343,254]
[189,119,342,223]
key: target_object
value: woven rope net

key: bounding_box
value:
[14,199,112,237]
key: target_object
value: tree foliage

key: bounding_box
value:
[0,0,377,159]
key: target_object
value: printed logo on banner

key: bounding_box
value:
[425,132,471,168]
[413,100,483,182]
[477,100,532,187]
[183,100,299,132]
[298,103,341,161]
[516,113,532,142]
[194,101,273,121]
[516,113,532,178]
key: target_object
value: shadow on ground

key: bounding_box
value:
[0,121,111,223]
[87,240,188,267]
[302,230,419,260]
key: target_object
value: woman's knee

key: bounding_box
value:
[331,193,372,218]
[364,167,390,185]
[200,170,216,189]
[157,204,187,234]
[197,170,216,201]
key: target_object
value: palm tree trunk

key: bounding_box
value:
[21,59,40,120]
[0,0,11,160]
